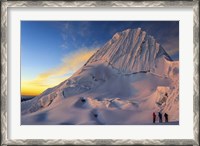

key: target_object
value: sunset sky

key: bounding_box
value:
[21,21,179,96]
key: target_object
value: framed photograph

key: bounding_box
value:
[1,0,199,145]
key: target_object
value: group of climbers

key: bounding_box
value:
[153,112,168,123]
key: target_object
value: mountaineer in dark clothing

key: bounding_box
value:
[153,112,156,123]
[158,112,162,123]
[164,113,168,122]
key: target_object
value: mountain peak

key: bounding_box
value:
[86,28,172,74]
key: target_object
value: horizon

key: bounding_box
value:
[21,21,179,96]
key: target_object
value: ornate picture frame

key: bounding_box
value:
[1,1,199,145]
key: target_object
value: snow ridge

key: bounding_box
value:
[86,28,172,74]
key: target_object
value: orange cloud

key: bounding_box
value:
[21,48,97,96]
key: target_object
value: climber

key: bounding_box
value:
[153,112,156,123]
[158,112,162,123]
[164,113,168,122]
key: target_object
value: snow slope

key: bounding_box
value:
[85,28,172,74]
[21,28,179,125]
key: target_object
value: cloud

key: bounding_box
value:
[39,48,97,78]
[60,22,92,50]
[60,43,67,49]
[79,22,91,37]
[21,48,97,96]
[60,23,70,49]
[60,22,76,49]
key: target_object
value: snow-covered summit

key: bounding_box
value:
[85,28,172,74]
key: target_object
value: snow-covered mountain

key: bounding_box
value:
[21,28,179,125]
[85,28,172,74]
